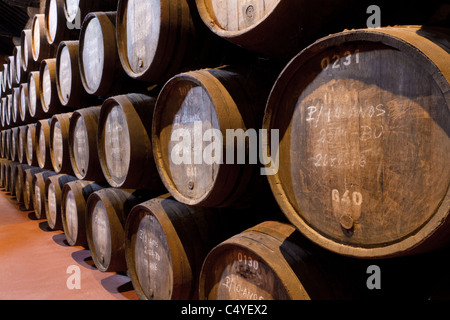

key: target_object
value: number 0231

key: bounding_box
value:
[321,50,360,70]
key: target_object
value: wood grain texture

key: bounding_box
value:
[32,170,57,220]
[263,26,450,258]
[50,112,74,175]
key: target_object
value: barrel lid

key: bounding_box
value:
[264,27,450,258]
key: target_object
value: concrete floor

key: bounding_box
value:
[0,189,138,300]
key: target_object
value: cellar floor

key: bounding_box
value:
[0,189,138,300]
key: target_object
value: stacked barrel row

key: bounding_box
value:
[0,0,449,300]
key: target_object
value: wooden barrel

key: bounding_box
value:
[14,163,31,204]
[11,87,21,125]
[116,0,239,84]
[68,106,105,181]
[17,125,27,164]
[28,71,47,119]
[21,29,40,73]
[124,195,251,300]
[50,112,74,175]
[23,167,47,211]
[79,11,146,97]
[152,67,276,208]
[45,173,78,230]
[61,180,104,246]
[45,0,80,45]
[36,119,54,170]
[2,65,8,94]
[5,94,12,127]
[56,41,99,108]
[14,46,25,85]
[32,14,56,63]
[19,84,33,124]
[25,123,39,167]
[33,170,58,219]
[86,188,154,272]
[98,94,163,190]
[6,161,19,195]
[64,0,119,25]
[1,98,7,129]
[0,159,11,188]
[199,221,364,300]
[7,56,15,90]
[10,127,19,162]
[4,129,11,161]
[40,59,65,115]
[263,26,450,259]
[195,0,367,59]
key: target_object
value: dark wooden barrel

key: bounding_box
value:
[27,71,47,119]
[1,98,7,129]
[79,11,145,98]
[64,0,118,25]
[61,180,104,246]
[199,221,365,300]
[25,123,39,167]
[19,84,33,124]
[125,195,244,300]
[7,55,15,90]
[263,26,450,259]
[32,14,56,63]
[0,159,12,188]
[56,41,98,108]
[39,58,65,115]
[23,167,47,211]
[36,119,54,170]
[33,170,57,219]
[21,29,39,73]
[45,173,78,230]
[98,94,164,190]
[45,0,80,45]
[152,67,275,208]
[14,163,31,204]
[68,106,104,181]
[116,0,240,83]
[6,161,19,195]
[4,129,11,161]
[86,188,154,272]
[194,0,372,59]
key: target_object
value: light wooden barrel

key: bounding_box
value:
[116,0,237,84]
[56,41,98,108]
[14,46,25,85]
[79,11,145,97]
[50,112,74,175]
[17,125,27,164]
[27,71,47,119]
[10,127,19,162]
[152,67,274,208]
[125,195,243,300]
[86,188,154,272]
[45,0,80,45]
[68,106,104,181]
[45,173,78,230]
[19,83,33,124]
[98,94,164,190]
[263,26,450,259]
[25,123,39,167]
[21,29,39,73]
[61,180,104,246]
[33,170,58,219]
[11,87,22,126]
[32,14,56,63]
[39,58,65,115]
[36,119,54,170]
